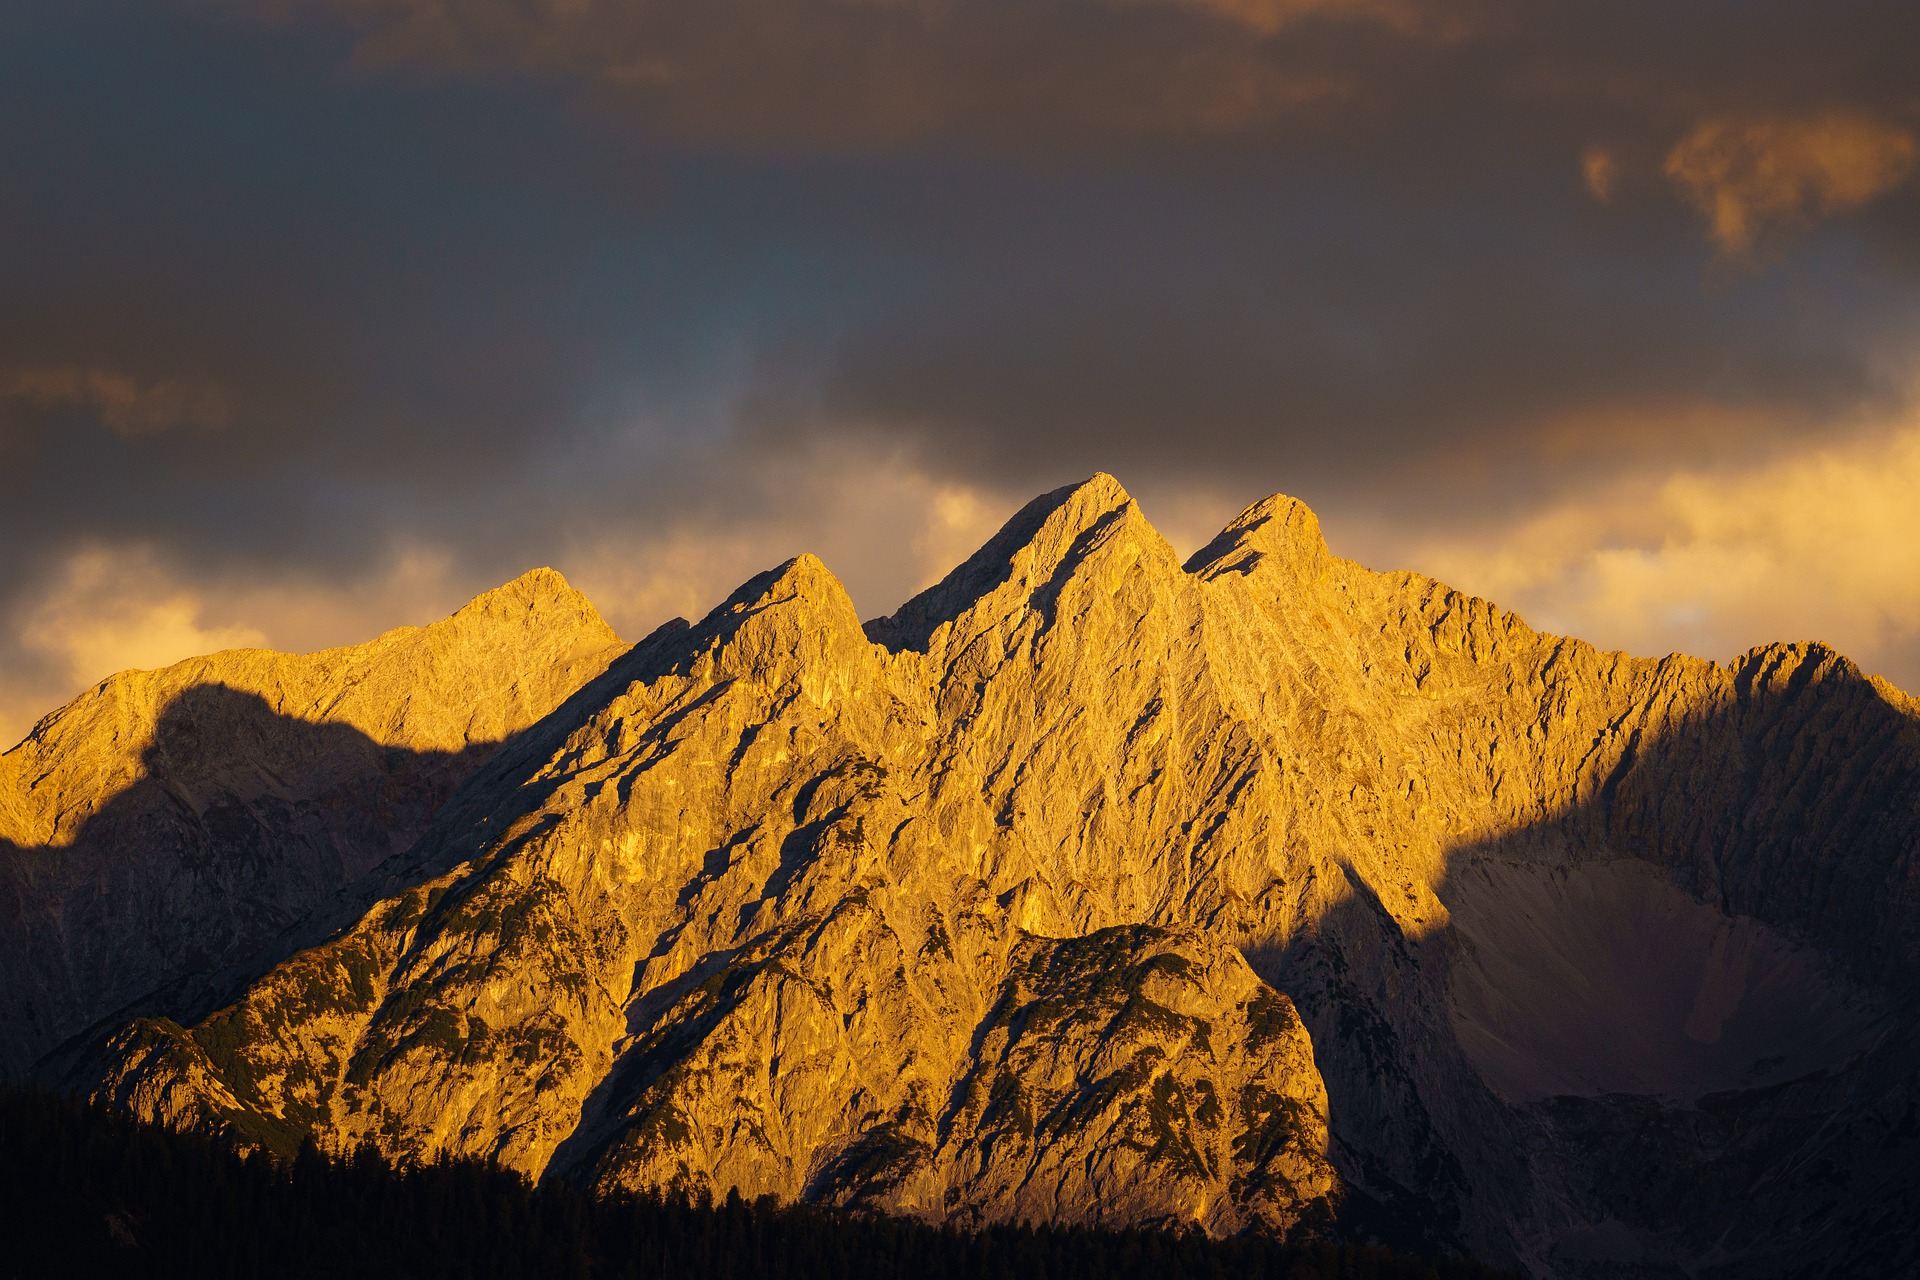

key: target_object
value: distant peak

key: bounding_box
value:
[469,566,576,604]
[516,565,572,591]
[867,474,1160,652]
[1184,491,1328,583]
[1730,641,1859,695]
[718,553,852,617]
[698,554,869,653]
[661,552,875,697]
[961,474,1136,559]
[992,475,1138,549]
[447,567,620,643]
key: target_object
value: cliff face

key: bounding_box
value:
[59,478,1920,1274]
[0,569,627,1077]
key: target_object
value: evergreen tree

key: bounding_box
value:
[0,1087,1511,1280]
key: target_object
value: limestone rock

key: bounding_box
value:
[0,568,626,1076]
[66,478,1920,1275]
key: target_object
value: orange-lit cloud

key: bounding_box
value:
[20,549,269,688]
[0,449,1024,749]
[558,447,1018,638]
[1406,413,1920,694]
[1168,0,1422,36]
[212,0,1483,145]
[1664,114,1918,256]
[13,0,1920,750]
[1,547,271,747]
[15,410,1920,755]
[0,544,472,749]
[1581,147,1618,202]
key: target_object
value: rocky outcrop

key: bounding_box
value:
[64,477,1920,1274]
[0,569,627,1076]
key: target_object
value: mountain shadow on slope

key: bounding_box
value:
[0,564,629,1081]
[52,479,1920,1279]
[0,683,503,1079]
[19,618,697,1092]
[1246,643,1920,1278]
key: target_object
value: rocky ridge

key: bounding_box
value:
[0,568,627,1076]
[24,477,1920,1276]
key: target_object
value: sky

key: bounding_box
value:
[4,0,1920,744]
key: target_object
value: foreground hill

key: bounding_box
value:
[0,569,627,1076]
[38,476,1920,1275]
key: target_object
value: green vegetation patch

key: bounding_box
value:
[1242,988,1299,1053]
[1140,1072,1216,1182]
[816,1123,931,1202]
[1232,1084,1315,1172]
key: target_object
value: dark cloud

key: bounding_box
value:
[213,0,1487,147]
[742,147,1919,526]
[5,0,1920,735]
[196,0,1920,156]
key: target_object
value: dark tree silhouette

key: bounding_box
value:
[0,1087,1511,1280]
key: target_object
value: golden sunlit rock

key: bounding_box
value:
[38,477,1920,1273]
[0,568,627,1076]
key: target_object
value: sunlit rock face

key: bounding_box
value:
[0,568,627,1076]
[55,476,1920,1276]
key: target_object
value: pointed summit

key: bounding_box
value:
[68,470,1920,1274]
[713,553,853,619]
[683,553,875,697]
[1054,471,1134,524]
[445,567,619,649]
[868,473,1162,652]
[1184,492,1329,585]
[464,564,576,605]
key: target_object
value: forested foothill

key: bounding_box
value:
[0,1088,1509,1280]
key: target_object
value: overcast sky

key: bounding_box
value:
[5,0,1920,743]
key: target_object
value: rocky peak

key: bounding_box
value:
[685,553,875,696]
[446,567,618,644]
[1184,492,1330,586]
[867,473,1174,655]
[1727,639,1853,697]
[41,481,1920,1278]
[719,553,855,619]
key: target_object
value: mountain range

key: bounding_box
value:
[6,475,1918,1277]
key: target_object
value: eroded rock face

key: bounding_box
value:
[70,477,1920,1275]
[0,568,627,1076]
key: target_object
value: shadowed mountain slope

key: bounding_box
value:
[0,570,627,1076]
[59,478,1920,1276]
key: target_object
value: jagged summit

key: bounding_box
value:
[719,553,857,617]
[667,553,878,706]
[3,566,622,769]
[868,473,1182,653]
[867,474,1129,651]
[871,477,1347,653]
[15,478,1920,1278]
